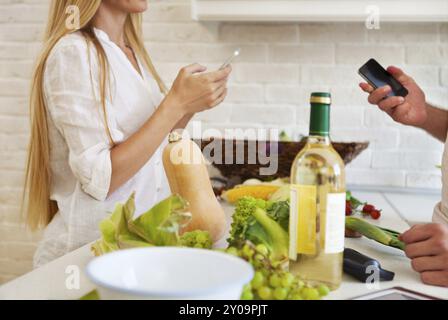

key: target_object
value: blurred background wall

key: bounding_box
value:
[0,0,446,283]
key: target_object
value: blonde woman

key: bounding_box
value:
[24,0,231,267]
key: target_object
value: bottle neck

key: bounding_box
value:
[309,103,330,137]
[307,135,331,145]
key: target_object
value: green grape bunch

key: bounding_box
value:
[225,242,330,300]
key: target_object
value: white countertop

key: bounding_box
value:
[1,190,447,300]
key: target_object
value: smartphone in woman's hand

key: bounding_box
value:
[219,48,241,70]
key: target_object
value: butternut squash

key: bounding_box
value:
[162,132,226,241]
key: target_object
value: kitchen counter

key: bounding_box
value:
[1,189,447,300]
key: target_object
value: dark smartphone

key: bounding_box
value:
[358,58,408,97]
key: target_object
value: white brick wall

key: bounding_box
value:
[0,0,447,284]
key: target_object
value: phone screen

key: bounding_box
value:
[359,59,408,97]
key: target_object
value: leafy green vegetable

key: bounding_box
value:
[266,200,289,231]
[180,230,213,249]
[128,195,191,246]
[228,196,289,262]
[92,194,151,256]
[92,193,195,256]
[117,235,153,249]
[228,197,264,246]
[98,215,119,251]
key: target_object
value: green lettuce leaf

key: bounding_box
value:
[92,193,191,255]
[128,194,191,246]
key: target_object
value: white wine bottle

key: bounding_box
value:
[289,92,346,290]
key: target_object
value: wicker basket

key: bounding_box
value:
[196,138,369,184]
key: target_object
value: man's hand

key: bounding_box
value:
[360,66,428,127]
[400,223,448,287]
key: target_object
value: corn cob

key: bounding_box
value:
[345,216,405,250]
[222,185,281,204]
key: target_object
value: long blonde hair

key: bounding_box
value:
[24,0,166,230]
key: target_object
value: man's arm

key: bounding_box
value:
[360,66,448,287]
[418,104,448,143]
[360,66,448,143]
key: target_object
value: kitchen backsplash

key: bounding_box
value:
[0,0,446,283]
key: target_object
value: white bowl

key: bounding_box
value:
[85,247,254,300]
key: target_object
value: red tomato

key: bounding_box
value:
[370,209,381,220]
[346,201,353,216]
[362,204,375,214]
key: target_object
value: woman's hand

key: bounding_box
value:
[359,66,427,127]
[108,64,230,195]
[164,63,231,117]
[400,223,448,287]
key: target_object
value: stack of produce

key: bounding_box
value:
[91,191,328,300]
[224,183,382,220]
[225,196,331,300]
[91,177,404,300]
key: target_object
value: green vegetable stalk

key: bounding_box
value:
[252,208,289,261]
[345,216,405,250]
[228,197,289,263]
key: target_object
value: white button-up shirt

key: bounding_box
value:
[33,28,171,267]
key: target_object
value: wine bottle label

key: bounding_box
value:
[324,193,346,254]
[289,184,317,257]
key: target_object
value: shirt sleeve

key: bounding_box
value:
[433,202,448,225]
[44,40,112,201]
